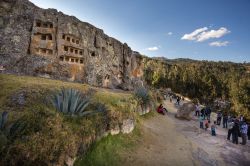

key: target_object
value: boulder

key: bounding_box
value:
[175,102,195,120]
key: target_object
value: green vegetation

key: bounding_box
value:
[75,127,141,166]
[143,58,250,119]
[134,86,151,105]
[0,74,142,166]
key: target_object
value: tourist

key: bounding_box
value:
[227,118,234,141]
[240,121,248,145]
[217,112,222,126]
[157,104,165,115]
[200,107,205,119]
[204,119,209,131]
[222,112,228,128]
[195,104,200,116]
[206,107,211,121]
[232,120,240,144]
[199,115,204,129]
[169,95,172,103]
[211,121,216,136]
[176,96,180,105]
[248,123,250,140]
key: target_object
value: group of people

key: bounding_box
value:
[224,115,249,145]
[197,106,249,145]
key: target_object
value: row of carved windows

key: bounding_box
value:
[40,34,52,40]
[59,56,84,64]
[62,35,79,44]
[63,46,83,55]
[36,48,53,55]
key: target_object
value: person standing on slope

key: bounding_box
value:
[240,121,248,145]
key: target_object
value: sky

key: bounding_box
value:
[29,0,250,62]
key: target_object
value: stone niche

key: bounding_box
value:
[30,19,56,56]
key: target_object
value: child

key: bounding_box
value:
[211,121,216,136]
[204,119,209,131]
[199,116,204,129]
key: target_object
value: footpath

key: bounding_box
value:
[122,99,250,166]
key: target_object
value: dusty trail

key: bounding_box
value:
[122,99,250,166]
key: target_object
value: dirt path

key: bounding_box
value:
[122,99,250,166]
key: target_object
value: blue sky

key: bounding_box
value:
[30,0,250,62]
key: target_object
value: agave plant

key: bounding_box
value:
[0,111,8,130]
[51,88,92,116]
[134,87,150,105]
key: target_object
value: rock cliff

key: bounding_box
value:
[0,0,144,90]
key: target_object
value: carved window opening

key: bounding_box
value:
[43,23,48,28]
[64,46,68,51]
[80,59,83,64]
[75,59,79,63]
[65,57,69,61]
[41,49,46,54]
[75,50,78,54]
[71,58,75,62]
[91,52,95,57]
[67,37,70,41]
[47,34,52,40]
[79,51,83,55]
[72,39,75,43]
[47,50,53,55]
[70,48,73,53]
[62,34,65,39]
[36,22,41,27]
[41,34,46,40]
[76,40,79,44]
[126,61,129,65]
[59,56,64,61]
[49,24,53,28]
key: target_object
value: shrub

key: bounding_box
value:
[134,87,150,105]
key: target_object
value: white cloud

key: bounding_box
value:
[197,27,230,42]
[181,27,208,41]
[167,32,173,35]
[181,27,230,42]
[209,41,229,47]
[146,46,159,51]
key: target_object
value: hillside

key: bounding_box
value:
[0,73,153,165]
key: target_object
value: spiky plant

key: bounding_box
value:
[134,87,150,105]
[0,111,8,130]
[51,88,92,116]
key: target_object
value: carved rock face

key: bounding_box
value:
[0,0,144,90]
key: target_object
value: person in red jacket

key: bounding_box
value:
[157,104,165,115]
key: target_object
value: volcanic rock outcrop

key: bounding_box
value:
[0,0,144,90]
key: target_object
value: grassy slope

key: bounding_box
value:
[0,74,143,166]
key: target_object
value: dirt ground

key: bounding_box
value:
[122,99,250,166]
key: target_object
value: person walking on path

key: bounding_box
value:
[240,121,248,145]
[195,104,200,116]
[199,116,204,129]
[176,96,180,105]
[232,120,240,144]
[206,107,211,121]
[211,121,217,136]
[227,118,234,140]
[217,112,222,126]
[223,113,228,128]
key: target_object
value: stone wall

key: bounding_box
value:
[0,0,144,90]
